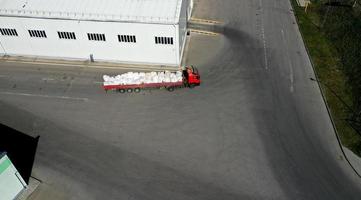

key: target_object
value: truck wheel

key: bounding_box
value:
[127,88,133,93]
[167,87,175,92]
[134,88,141,93]
[189,84,196,89]
[119,89,126,93]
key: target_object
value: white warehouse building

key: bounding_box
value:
[0,0,193,66]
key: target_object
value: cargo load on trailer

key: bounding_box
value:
[103,66,201,93]
[103,71,183,86]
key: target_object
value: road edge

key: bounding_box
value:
[289,0,361,178]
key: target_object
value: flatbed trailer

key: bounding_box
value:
[103,66,201,93]
[103,81,184,93]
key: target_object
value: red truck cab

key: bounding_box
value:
[184,66,201,88]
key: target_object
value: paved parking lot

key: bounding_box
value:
[0,0,361,199]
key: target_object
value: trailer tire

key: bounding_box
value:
[119,89,126,93]
[134,88,141,93]
[167,87,175,92]
[127,88,133,93]
[189,84,196,89]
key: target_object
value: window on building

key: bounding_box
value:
[58,31,76,40]
[87,33,106,41]
[118,35,136,43]
[0,28,18,36]
[28,30,47,38]
[155,36,174,45]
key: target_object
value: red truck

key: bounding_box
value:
[103,66,201,93]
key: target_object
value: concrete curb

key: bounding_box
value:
[16,177,41,200]
[344,147,361,174]
[189,29,219,36]
[0,55,179,72]
[189,17,223,25]
[289,0,361,178]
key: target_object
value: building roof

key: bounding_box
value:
[0,0,183,24]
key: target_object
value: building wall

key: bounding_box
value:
[178,0,189,61]
[188,0,194,20]
[0,39,4,54]
[0,17,181,66]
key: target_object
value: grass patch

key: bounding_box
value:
[290,0,361,156]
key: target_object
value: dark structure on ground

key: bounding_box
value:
[0,123,39,183]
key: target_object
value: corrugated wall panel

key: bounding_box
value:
[0,16,180,65]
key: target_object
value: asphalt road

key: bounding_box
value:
[1,0,361,199]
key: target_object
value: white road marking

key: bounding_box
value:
[281,29,295,93]
[261,27,268,70]
[259,0,269,70]
[42,78,55,81]
[0,91,89,101]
